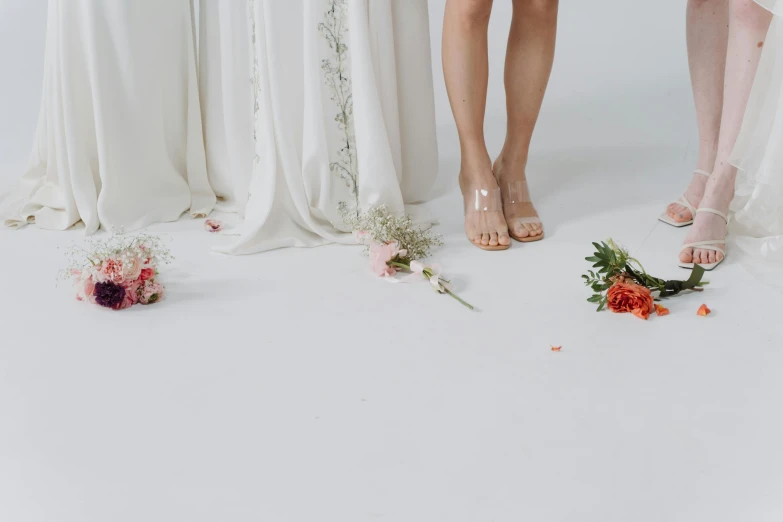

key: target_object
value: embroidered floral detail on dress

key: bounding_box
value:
[319,0,359,217]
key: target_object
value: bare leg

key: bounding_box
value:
[682,0,772,264]
[667,0,729,223]
[493,0,558,240]
[443,0,510,248]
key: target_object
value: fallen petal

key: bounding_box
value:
[204,219,223,233]
[697,304,711,316]
[551,346,562,352]
[654,304,670,317]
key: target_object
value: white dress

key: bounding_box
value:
[730,0,783,289]
[1,0,215,234]
[199,0,439,254]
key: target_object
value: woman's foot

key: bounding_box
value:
[680,174,734,265]
[493,155,543,241]
[459,163,511,249]
[666,170,710,223]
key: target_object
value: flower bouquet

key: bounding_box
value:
[583,239,707,319]
[60,234,171,310]
[342,205,474,310]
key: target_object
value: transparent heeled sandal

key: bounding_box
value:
[464,187,510,251]
[501,180,544,243]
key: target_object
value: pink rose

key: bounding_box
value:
[124,281,141,305]
[118,293,136,310]
[123,257,143,282]
[368,241,407,277]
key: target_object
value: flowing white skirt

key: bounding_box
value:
[199,0,439,254]
[0,0,215,234]
[730,2,783,289]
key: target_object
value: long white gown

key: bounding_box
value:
[199,0,439,254]
[1,0,215,234]
[730,0,783,289]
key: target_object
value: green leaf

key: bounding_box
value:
[597,300,606,312]
[587,295,602,303]
[585,256,601,262]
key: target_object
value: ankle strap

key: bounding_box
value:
[697,207,728,223]
[694,169,711,177]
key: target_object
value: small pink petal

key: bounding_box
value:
[204,219,223,233]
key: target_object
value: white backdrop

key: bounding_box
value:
[0,0,689,189]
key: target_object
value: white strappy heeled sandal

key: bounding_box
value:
[678,208,729,271]
[658,169,711,227]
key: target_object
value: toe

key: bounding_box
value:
[513,222,529,238]
[527,223,542,237]
[707,251,717,264]
[489,231,499,246]
[498,228,511,246]
[680,248,694,264]
[481,233,490,246]
[716,251,725,263]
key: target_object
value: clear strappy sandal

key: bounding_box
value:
[658,169,711,227]
[501,180,544,243]
[464,186,510,251]
[678,208,729,271]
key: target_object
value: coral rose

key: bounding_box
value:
[139,268,155,281]
[607,282,654,320]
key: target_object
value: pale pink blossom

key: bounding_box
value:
[368,241,407,277]
[76,275,96,303]
[139,280,165,305]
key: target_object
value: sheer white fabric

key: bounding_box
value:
[730,4,783,289]
[199,0,438,254]
[1,0,215,234]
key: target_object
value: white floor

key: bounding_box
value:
[2,87,782,522]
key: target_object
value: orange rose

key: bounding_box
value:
[607,282,654,320]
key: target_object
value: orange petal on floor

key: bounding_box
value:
[551,346,562,352]
[697,304,711,316]
[631,308,650,320]
[654,304,670,317]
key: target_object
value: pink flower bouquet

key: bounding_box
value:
[342,205,474,310]
[61,234,171,310]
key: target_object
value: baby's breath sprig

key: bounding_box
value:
[340,203,442,260]
[58,232,173,282]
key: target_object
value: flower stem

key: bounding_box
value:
[389,261,475,310]
[442,287,474,310]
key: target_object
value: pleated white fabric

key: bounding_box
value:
[1,0,215,234]
[199,0,438,255]
[730,3,783,289]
